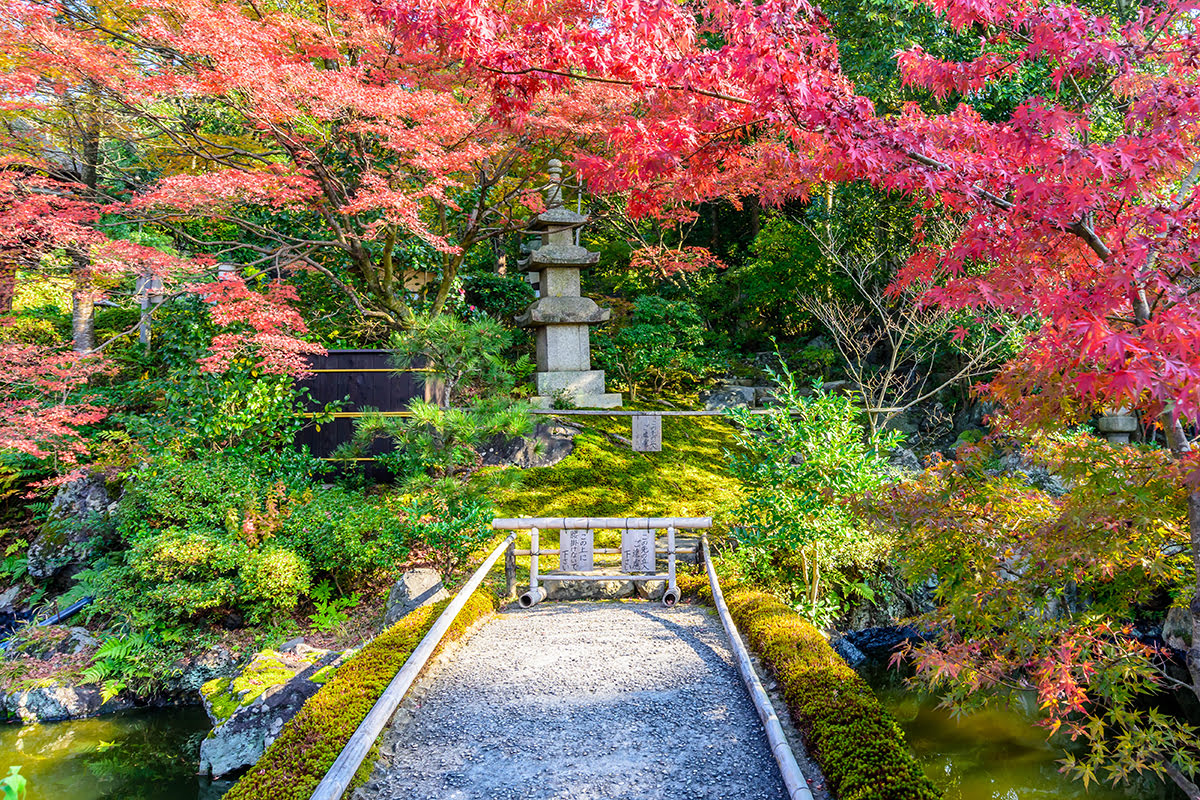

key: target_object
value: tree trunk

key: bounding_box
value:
[71,277,95,353]
[0,254,16,314]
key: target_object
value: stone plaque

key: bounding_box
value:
[621,528,655,573]
[559,528,594,572]
[632,414,662,452]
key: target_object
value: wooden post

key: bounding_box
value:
[505,541,517,599]
[530,526,540,591]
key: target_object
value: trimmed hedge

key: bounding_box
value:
[682,574,938,800]
[223,588,499,800]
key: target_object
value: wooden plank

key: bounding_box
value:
[621,528,655,573]
[558,528,594,572]
[540,573,666,582]
[632,414,662,452]
[492,517,712,530]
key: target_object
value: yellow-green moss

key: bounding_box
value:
[493,415,741,519]
[223,589,499,800]
[201,649,323,725]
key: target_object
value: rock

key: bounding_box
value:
[700,386,755,410]
[954,400,994,435]
[8,625,98,660]
[480,422,578,469]
[830,636,867,667]
[4,683,133,723]
[28,473,113,581]
[997,452,1067,496]
[546,574,635,601]
[0,586,19,614]
[888,447,922,473]
[383,569,449,629]
[752,386,779,407]
[1165,606,1192,651]
[171,645,239,693]
[844,625,926,659]
[198,645,350,778]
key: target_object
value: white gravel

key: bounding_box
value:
[356,601,792,800]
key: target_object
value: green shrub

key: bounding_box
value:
[461,272,535,321]
[278,486,418,581]
[224,588,499,800]
[726,358,899,623]
[593,295,723,400]
[102,451,410,624]
[685,578,937,800]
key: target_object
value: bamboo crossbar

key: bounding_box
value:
[303,408,899,419]
[538,573,668,582]
[514,547,698,556]
[703,536,814,800]
[308,531,517,800]
[493,517,711,530]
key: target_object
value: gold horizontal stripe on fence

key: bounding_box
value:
[306,367,436,373]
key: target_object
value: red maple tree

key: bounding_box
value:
[394,0,1200,791]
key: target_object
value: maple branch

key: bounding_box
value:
[479,65,751,105]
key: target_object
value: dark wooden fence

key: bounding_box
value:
[294,349,439,459]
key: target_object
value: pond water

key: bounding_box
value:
[868,672,1183,800]
[0,706,227,800]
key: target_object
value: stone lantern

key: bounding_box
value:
[1098,408,1138,444]
[516,160,621,408]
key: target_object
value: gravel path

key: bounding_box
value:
[356,601,791,800]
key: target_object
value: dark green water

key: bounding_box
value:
[872,679,1180,800]
[0,707,221,800]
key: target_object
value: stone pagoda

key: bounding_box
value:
[516,160,621,408]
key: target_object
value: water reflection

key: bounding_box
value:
[0,707,223,800]
[870,675,1182,800]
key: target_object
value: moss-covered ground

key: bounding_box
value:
[489,412,742,560]
[493,414,741,518]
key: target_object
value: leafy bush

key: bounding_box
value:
[593,295,722,400]
[461,272,535,321]
[224,588,499,800]
[278,486,418,582]
[684,576,937,800]
[726,358,899,621]
[403,490,494,576]
[99,450,409,624]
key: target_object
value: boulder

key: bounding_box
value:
[4,683,133,723]
[383,569,449,629]
[701,386,755,410]
[830,636,867,668]
[1165,606,1192,651]
[28,473,113,581]
[198,643,350,778]
[170,645,239,693]
[480,422,578,469]
[888,447,922,473]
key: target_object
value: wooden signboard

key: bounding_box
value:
[559,528,594,572]
[621,528,655,573]
[632,414,662,452]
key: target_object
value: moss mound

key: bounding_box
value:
[684,575,937,800]
[223,589,498,800]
